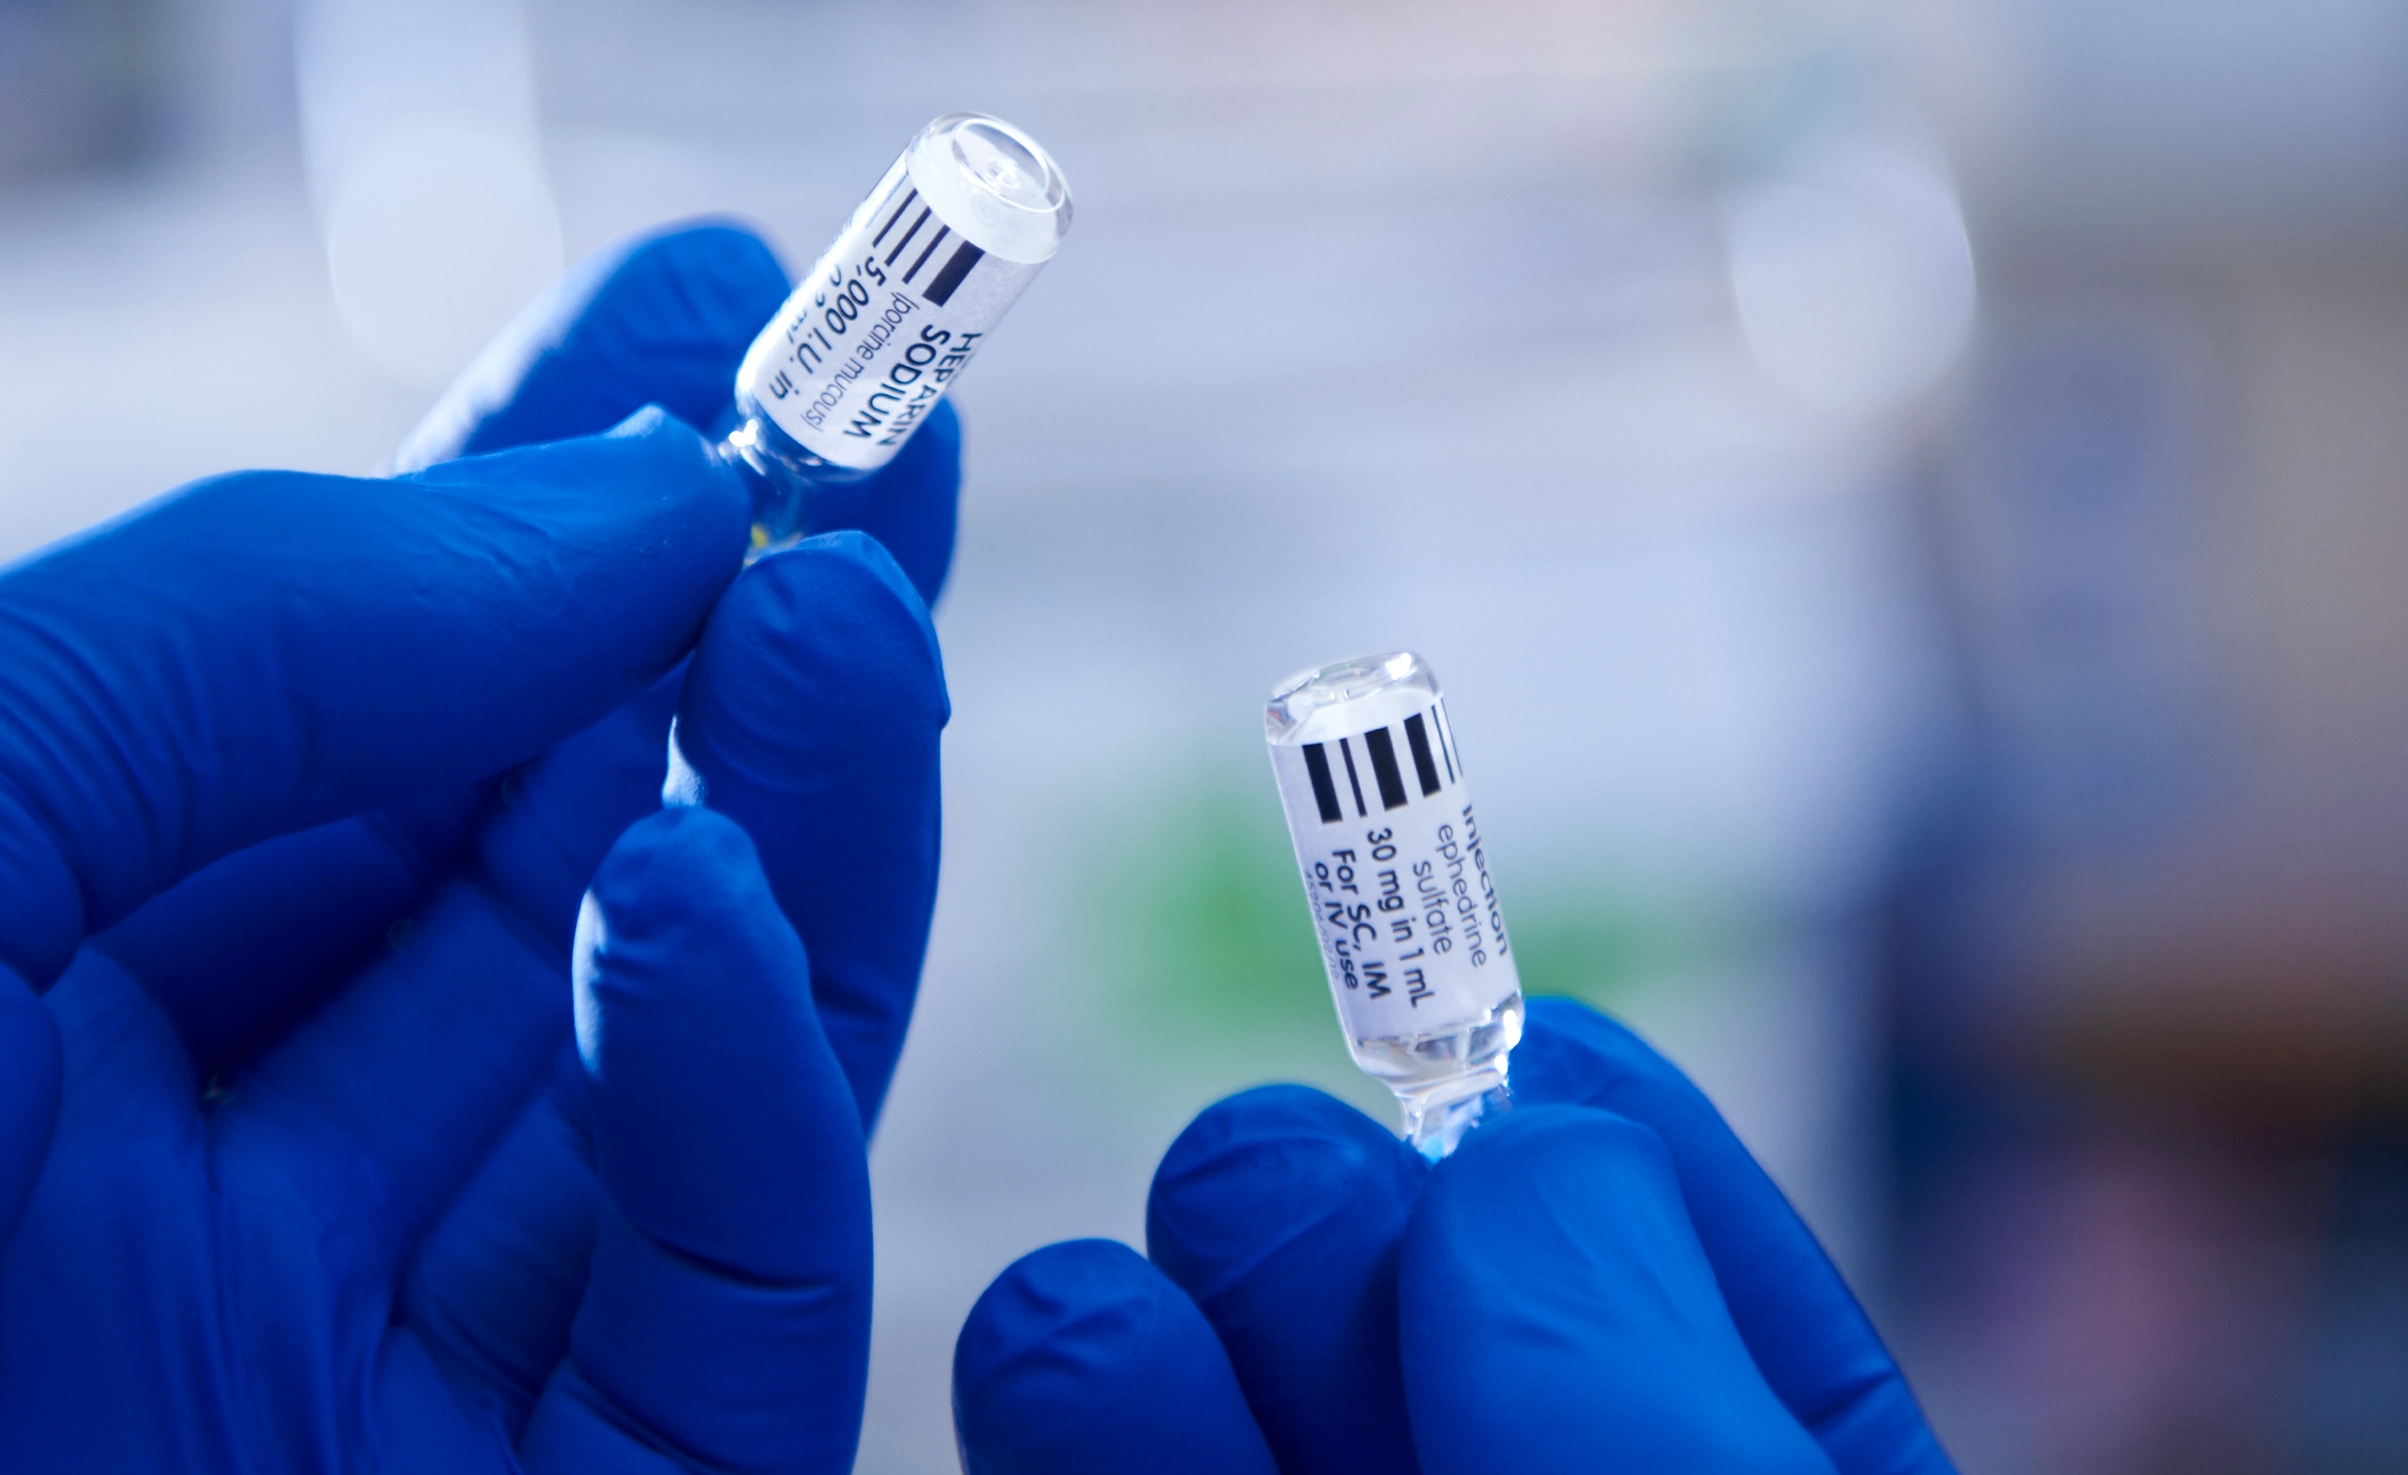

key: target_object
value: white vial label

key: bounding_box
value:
[737,156,1041,472]
[1270,699,1519,1040]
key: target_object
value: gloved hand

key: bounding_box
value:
[0,222,956,1473]
[953,997,1958,1474]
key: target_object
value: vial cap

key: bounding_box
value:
[906,113,1072,265]
[1266,651,1444,746]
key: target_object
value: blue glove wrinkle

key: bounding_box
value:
[221,659,687,1282]
[218,873,574,1280]
[395,222,792,470]
[0,965,61,1240]
[92,783,491,1070]
[399,1043,599,1438]
[368,1333,526,1473]
[0,409,747,987]
[1401,1103,1838,1475]
[0,954,236,1471]
[468,671,685,955]
[522,807,871,1474]
[952,1239,1278,1475]
[1146,1083,1425,1475]
[675,532,946,1132]
[0,806,79,986]
[1513,998,1956,1475]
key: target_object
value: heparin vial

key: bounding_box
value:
[1267,651,1523,1159]
[723,112,1071,549]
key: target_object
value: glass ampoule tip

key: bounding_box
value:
[1402,1077,1512,1160]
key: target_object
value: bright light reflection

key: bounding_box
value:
[1724,139,1977,417]
[322,118,563,389]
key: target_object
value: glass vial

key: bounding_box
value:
[1266,651,1523,1159]
[723,112,1071,549]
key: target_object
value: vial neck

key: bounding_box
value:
[718,412,886,557]
[716,418,807,558]
[1398,1072,1511,1160]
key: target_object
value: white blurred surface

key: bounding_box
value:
[298,0,563,384]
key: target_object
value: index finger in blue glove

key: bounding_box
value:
[1512,997,1955,1473]
[1145,1085,1426,1474]
[0,407,748,986]
[516,806,870,1475]
[1400,1103,1837,1475]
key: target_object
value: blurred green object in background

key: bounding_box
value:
[1083,772,1381,1117]
[1082,767,1773,1120]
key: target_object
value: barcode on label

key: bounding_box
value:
[1300,703,1460,824]
[872,187,988,305]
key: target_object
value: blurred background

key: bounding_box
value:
[6,0,2408,1468]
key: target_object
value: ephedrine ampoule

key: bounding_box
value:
[1267,652,1523,1159]
[722,112,1070,548]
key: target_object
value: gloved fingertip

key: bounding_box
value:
[0,966,61,1238]
[954,1240,1277,1475]
[401,403,753,569]
[582,220,791,402]
[1146,1085,1424,1473]
[1147,1084,1422,1298]
[604,402,758,531]
[586,805,769,948]
[685,530,949,770]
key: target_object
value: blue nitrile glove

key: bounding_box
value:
[0,220,954,1473]
[953,997,1958,1475]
